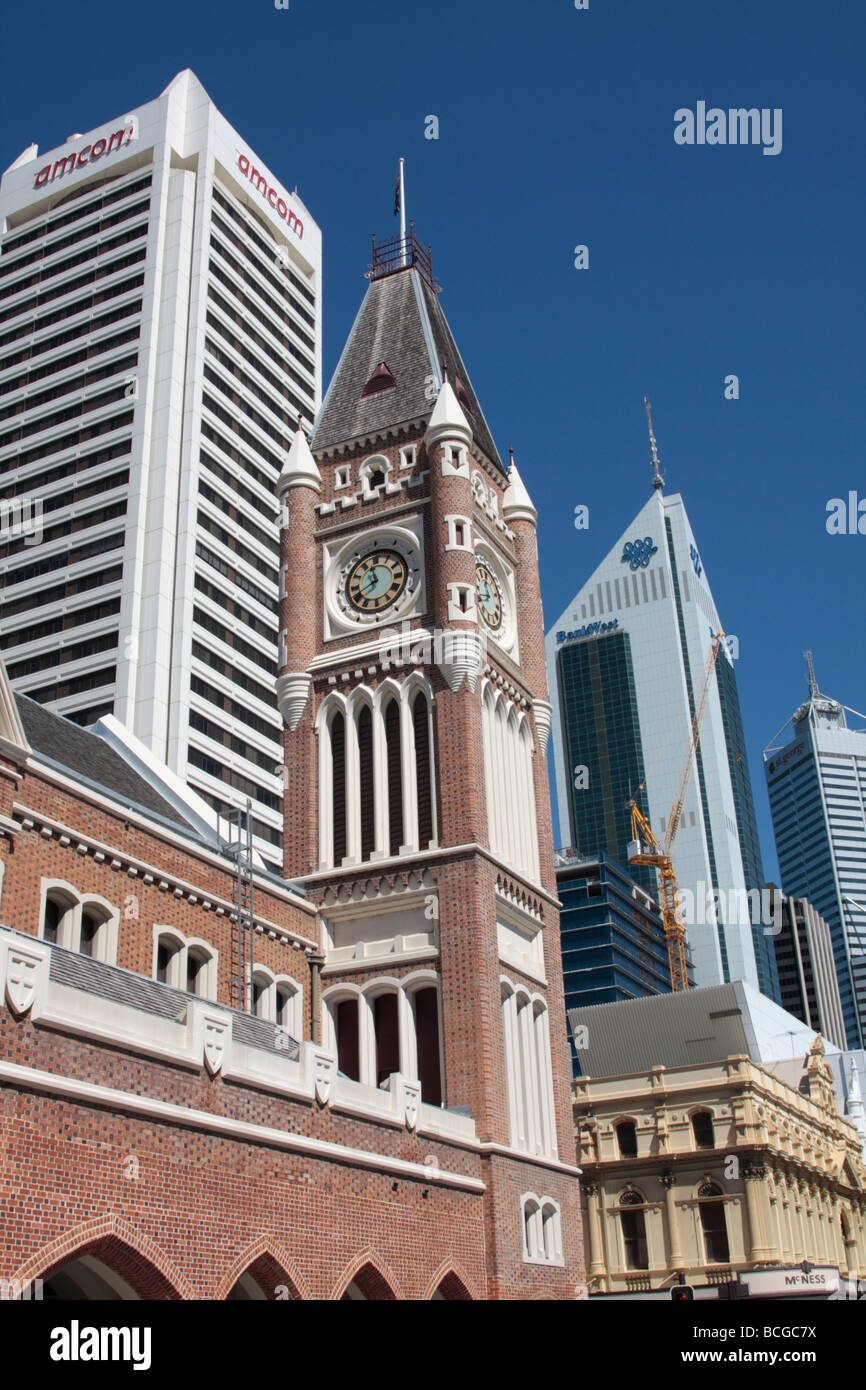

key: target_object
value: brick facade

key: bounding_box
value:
[0,249,585,1300]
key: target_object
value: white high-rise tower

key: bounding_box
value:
[546,412,777,999]
[0,72,322,866]
[765,659,866,1049]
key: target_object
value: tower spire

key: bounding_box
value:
[805,649,819,699]
[644,396,664,491]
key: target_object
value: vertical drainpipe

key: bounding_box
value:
[309,952,325,1045]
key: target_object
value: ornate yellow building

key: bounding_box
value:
[574,1038,866,1295]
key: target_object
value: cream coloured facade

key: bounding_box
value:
[574,1037,866,1295]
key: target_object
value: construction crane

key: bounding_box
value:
[627,633,725,991]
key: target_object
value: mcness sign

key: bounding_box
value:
[237,154,303,240]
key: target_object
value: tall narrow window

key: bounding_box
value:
[414,986,442,1106]
[698,1184,730,1263]
[335,998,359,1082]
[156,937,177,984]
[385,699,403,856]
[187,950,208,996]
[43,897,63,945]
[692,1111,715,1150]
[331,713,347,865]
[374,992,400,1087]
[616,1120,638,1158]
[620,1192,649,1270]
[413,693,433,848]
[358,705,374,861]
[79,912,99,958]
[252,977,266,1017]
[276,985,297,1034]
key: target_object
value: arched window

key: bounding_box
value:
[252,973,268,1018]
[692,1111,715,1150]
[186,947,210,996]
[481,686,539,882]
[331,712,347,866]
[276,982,300,1037]
[541,1202,559,1261]
[325,977,442,1100]
[616,1120,638,1158]
[412,985,442,1106]
[334,997,360,1081]
[152,930,215,998]
[523,1197,540,1259]
[698,1183,730,1264]
[373,991,400,1087]
[155,932,183,986]
[42,891,73,946]
[357,704,375,861]
[619,1190,648,1270]
[413,692,433,849]
[40,883,116,963]
[319,682,436,869]
[384,698,403,857]
[522,1194,563,1265]
[500,979,557,1159]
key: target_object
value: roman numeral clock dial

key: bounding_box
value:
[476,561,503,632]
[346,548,408,614]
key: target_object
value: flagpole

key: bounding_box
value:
[398,157,406,262]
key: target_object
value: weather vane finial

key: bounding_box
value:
[644,397,664,491]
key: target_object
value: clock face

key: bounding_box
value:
[346,548,409,614]
[476,561,503,631]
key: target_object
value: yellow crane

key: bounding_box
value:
[627,632,725,991]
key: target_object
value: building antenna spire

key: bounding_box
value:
[395,157,407,265]
[805,649,819,699]
[644,397,664,491]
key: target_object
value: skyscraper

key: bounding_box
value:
[764,661,866,1049]
[0,71,322,866]
[546,416,779,1000]
[556,851,694,1075]
[766,886,848,1051]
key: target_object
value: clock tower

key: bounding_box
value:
[278,231,584,1296]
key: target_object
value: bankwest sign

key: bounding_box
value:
[237,154,303,240]
[34,125,136,188]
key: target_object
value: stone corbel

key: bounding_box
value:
[276,673,313,732]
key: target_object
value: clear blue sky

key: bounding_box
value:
[2,0,864,876]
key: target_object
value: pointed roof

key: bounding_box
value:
[502,451,537,524]
[278,422,322,493]
[425,379,473,446]
[312,267,503,471]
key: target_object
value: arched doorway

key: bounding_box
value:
[339,1262,396,1300]
[37,1234,183,1300]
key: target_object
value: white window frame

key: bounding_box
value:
[152,927,217,1000]
[39,879,118,964]
[521,1192,564,1266]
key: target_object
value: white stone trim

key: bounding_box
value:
[39,877,119,965]
[322,971,442,1099]
[521,1192,565,1266]
[499,975,558,1160]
